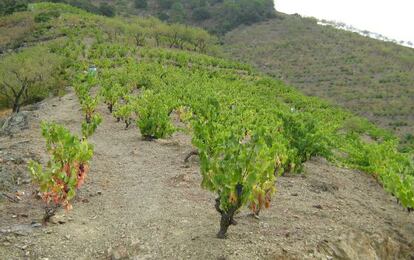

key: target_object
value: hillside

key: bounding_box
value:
[40,1,414,144]
[22,0,275,34]
[223,14,414,150]
[1,84,413,259]
[0,2,217,109]
[31,0,414,150]
[0,3,414,259]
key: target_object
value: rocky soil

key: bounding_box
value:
[0,91,413,259]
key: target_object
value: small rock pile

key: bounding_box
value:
[0,112,30,136]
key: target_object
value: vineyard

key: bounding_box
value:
[84,45,414,236]
[1,3,414,258]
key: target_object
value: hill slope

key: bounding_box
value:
[23,0,275,34]
[0,3,414,259]
[1,86,414,259]
[224,14,414,146]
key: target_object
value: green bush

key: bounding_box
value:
[134,0,148,9]
[99,3,115,17]
[282,113,333,173]
[65,0,101,14]
[170,2,185,23]
[0,46,66,112]
[157,0,174,9]
[29,122,94,213]
[157,11,169,21]
[136,91,174,140]
[192,7,210,21]
[0,0,28,16]
[34,10,61,23]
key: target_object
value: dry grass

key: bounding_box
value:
[0,12,35,50]
[0,108,12,119]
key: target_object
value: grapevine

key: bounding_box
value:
[29,122,94,221]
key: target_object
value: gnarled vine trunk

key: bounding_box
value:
[43,204,58,224]
[215,197,240,239]
[184,150,199,163]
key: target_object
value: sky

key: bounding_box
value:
[275,0,414,44]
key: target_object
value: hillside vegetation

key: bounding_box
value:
[123,0,275,34]
[0,3,413,242]
[3,0,275,33]
[224,14,414,151]
[21,0,412,152]
[0,2,217,110]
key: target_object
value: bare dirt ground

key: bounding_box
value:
[0,91,414,259]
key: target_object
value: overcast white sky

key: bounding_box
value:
[275,0,414,43]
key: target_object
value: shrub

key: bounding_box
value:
[113,102,135,129]
[34,10,61,23]
[99,3,115,17]
[136,90,174,140]
[192,7,211,21]
[82,114,102,139]
[191,98,287,238]
[134,0,148,9]
[29,122,94,220]
[0,47,65,113]
[0,0,28,16]
[281,113,333,173]
[157,0,174,9]
[157,11,169,21]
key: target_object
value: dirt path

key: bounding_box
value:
[0,91,413,259]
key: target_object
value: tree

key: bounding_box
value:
[166,24,186,49]
[157,0,174,9]
[237,0,275,24]
[170,2,185,23]
[70,0,101,15]
[132,27,148,46]
[192,7,211,21]
[157,11,169,21]
[210,0,275,33]
[0,47,64,113]
[99,3,116,17]
[0,0,28,16]
[192,28,215,53]
[134,0,148,9]
[152,23,169,46]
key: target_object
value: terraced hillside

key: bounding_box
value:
[0,3,414,259]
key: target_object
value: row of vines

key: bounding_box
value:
[27,3,414,238]
[68,42,414,237]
